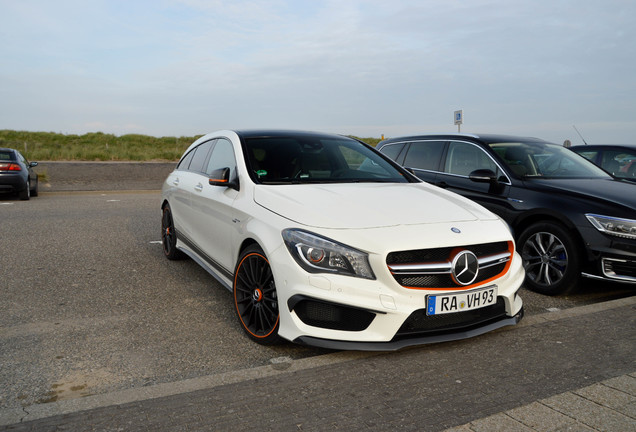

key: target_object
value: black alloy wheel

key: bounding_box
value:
[233,245,281,344]
[161,204,184,260]
[19,179,30,200]
[518,221,580,295]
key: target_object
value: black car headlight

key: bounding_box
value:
[282,229,375,280]
[586,214,636,240]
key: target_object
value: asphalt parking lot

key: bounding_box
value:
[1,190,634,428]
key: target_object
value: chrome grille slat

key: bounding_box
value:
[386,241,512,289]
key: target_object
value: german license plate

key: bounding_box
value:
[426,286,497,316]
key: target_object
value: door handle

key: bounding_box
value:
[194,183,203,192]
[435,181,448,188]
[172,178,180,186]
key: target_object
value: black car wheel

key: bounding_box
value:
[161,204,184,260]
[518,221,580,295]
[30,177,38,197]
[18,179,30,200]
[233,245,281,344]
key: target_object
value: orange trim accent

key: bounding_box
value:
[210,177,228,183]
[233,252,280,339]
[396,241,514,291]
[254,288,263,302]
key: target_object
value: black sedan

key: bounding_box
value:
[0,147,39,200]
[377,134,636,295]
[570,144,636,183]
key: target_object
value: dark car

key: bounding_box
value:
[377,134,636,295]
[570,145,636,183]
[0,148,39,200]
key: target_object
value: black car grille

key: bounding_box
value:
[387,241,513,289]
[394,298,507,339]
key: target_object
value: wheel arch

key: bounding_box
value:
[512,210,585,251]
[236,238,261,262]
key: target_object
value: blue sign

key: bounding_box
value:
[454,110,463,125]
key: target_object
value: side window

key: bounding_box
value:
[444,142,498,176]
[403,141,445,171]
[188,140,214,173]
[575,150,598,162]
[379,143,406,162]
[177,149,195,170]
[205,138,237,179]
[602,150,636,178]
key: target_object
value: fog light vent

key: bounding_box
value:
[289,296,375,331]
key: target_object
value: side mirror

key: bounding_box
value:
[209,167,239,191]
[468,169,497,183]
[29,162,38,167]
[469,169,506,194]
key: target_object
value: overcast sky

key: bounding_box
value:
[1,0,635,144]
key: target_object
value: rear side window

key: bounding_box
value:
[187,140,214,173]
[574,150,598,162]
[379,143,406,162]
[403,141,445,171]
[177,150,195,170]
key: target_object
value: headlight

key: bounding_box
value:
[586,214,636,240]
[282,229,375,279]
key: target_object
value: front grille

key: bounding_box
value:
[387,242,507,264]
[387,241,512,289]
[394,298,507,339]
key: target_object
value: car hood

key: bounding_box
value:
[524,178,636,210]
[253,183,498,229]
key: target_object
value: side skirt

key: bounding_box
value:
[177,235,234,291]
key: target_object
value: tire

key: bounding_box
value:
[518,221,580,295]
[30,177,38,197]
[161,204,185,260]
[233,245,282,344]
[18,179,30,200]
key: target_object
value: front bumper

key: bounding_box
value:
[270,244,525,350]
[582,257,636,283]
[579,225,636,284]
[294,309,523,351]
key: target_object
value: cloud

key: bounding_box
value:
[0,0,635,144]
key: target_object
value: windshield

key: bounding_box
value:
[243,136,409,184]
[489,141,611,179]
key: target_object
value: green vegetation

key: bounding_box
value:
[358,137,382,147]
[0,130,201,161]
[0,130,382,161]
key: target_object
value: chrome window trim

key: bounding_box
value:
[382,139,512,186]
[443,140,512,185]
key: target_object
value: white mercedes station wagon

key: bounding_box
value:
[161,130,524,350]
